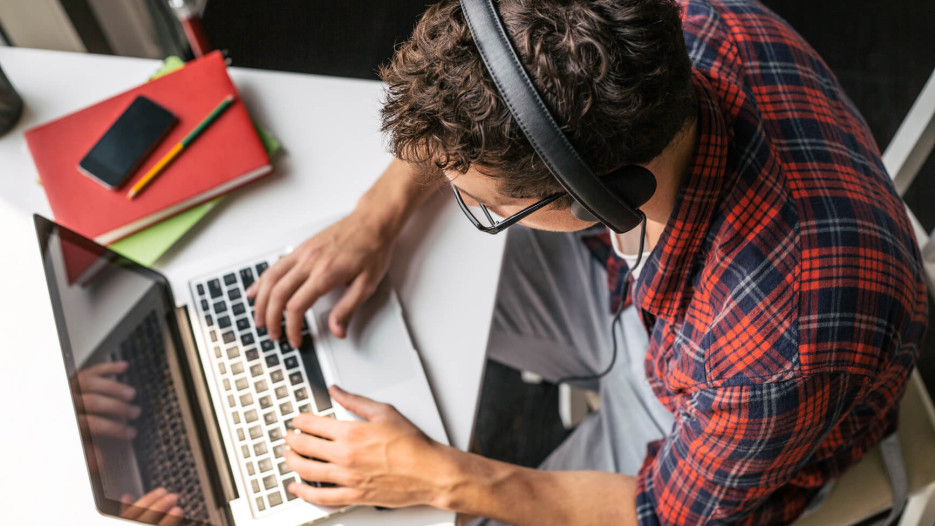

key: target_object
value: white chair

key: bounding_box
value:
[794,66,935,526]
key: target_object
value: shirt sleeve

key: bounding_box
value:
[635,373,864,525]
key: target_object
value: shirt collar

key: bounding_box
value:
[634,70,737,322]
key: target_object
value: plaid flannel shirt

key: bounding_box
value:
[613,1,930,523]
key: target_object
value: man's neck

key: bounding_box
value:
[614,118,698,255]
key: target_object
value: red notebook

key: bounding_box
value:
[26,51,273,244]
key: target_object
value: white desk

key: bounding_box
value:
[0,48,506,526]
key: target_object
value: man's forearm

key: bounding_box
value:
[353,158,444,239]
[430,445,639,526]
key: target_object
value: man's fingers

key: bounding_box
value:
[79,374,136,401]
[264,267,308,342]
[287,481,363,508]
[328,275,378,339]
[83,393,140,420]
[81,361,129,377]
[85,415,137,440]
[158,507,184,526]
[120,488,168,520]
[291,413,346,441]
[251,256,294,329]
[284,277,332,348]
[329,385,388,421]
[283,449,344,486]
[136,491,179,525]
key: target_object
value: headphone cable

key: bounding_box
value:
[526,212,648,462]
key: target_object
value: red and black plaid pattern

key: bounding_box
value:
[616,1,931,524]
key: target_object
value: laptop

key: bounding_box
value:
[34,214,449,526]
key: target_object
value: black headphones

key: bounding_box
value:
[459,0,656,234]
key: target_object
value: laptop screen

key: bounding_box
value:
[35,215,220,526]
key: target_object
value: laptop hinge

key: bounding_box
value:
[174,304,238,522]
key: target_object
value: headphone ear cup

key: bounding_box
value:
[570,200,599,223]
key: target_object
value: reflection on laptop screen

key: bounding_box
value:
[36,216,216,526]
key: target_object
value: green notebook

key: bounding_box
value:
[106,58,280,266]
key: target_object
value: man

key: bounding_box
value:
[246,0,929,524]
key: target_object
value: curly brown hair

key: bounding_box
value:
[380,0,696,202]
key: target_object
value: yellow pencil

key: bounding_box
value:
[127,94,235,199]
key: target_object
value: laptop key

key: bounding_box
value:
[214,346,222,359]
[278,462,292,475]
[235,377,249,391]
[200,299,209,311]
[299,404,312,414]
[210,331,218,343]
[227,347,240,359]
[256,496,265,512]
[273,443,285,458]
[284,355,299,370]
[240,267,255,286]
[218,316,231,329]
[261,340,275,352]
[222,331,236,344]
[223,379,231,391]
[241,394,255,407]
[217,361,226,373]
[247,462,255,476]
[266,355,280,368]
[264,412,277,425]
[257,326,267,337]
[206,315,214,327]
[232,411,241,425]
[294,388,308,401]
[255,379,269,393]
[229,287,242,300]
[232,302,246,316]
[244,409,258,422]
[252,480,261,494]
[249,426,262,439]
[280,340,293,353]
[237,318,250,331]
[268,491,283,507]
[256,262,269,276]
[196,283,205,296]
[227,395,236,407]
[242,445,250,458]
[259,396,272,409]
[270,428,283,442]
[279,402,294,416]
[285,418,294,430]
[241,333,255,346]
[254,442,268,456]
[231,363,244,375]
[208,279,222,298]
[245,348,259,362]
[289,372,303,386]
[275,385,289,399]
[250,364,264,377]
[270,370,284,383]
[224,273,237,286]
[214,301,227,314]
[261,461,274,476]
[237,428,245,441]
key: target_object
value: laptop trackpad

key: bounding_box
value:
[319,283,418,395]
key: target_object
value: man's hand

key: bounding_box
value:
[120,488,184,526]
[76,361,140,440]
[283,385,450,509]
[246,210,397,347]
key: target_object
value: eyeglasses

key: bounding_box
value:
[451,184,565,235]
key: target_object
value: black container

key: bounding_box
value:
[0,63,23,137]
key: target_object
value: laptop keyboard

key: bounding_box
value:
[192,257,335,517]
[111,311,210,522]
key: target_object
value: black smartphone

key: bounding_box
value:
[78,95,177,189]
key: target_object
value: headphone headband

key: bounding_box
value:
[458,0,654,233]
